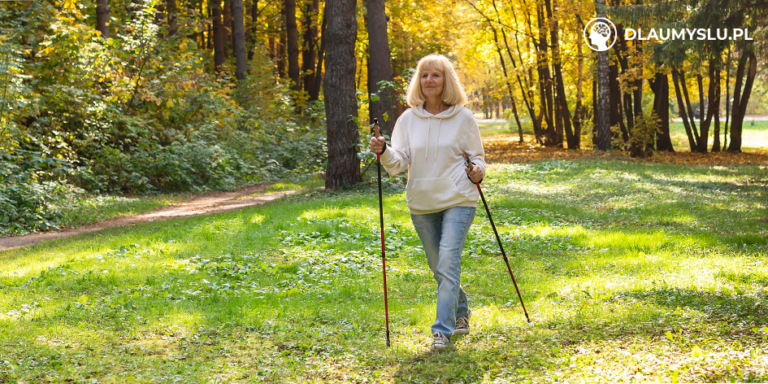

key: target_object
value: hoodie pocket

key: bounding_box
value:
[406,177,468,212]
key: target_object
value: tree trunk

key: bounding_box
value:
[268,35,276,61]
[728,50,757,153]
[633,39,643,123]
[572,16,584,150]
[671,69,699,151]
[536,5,556,146]
[278,7,287,78]
[284,0,300,91]
[303,0,319,95]
[167,0,177,37]
[248,0,259,60]
[212,1,226,73]
[680,70,701,149]
[324,0,361,189]
[232,0,247,80]
[700,61,721,153]
[96,0,109,39]
[650,70,673,151]
[310,9,327,102]
[628,0,643,124]
[207,7,213,50]
[609,62,627,142]
[155,3,166,32]
[712,62,721,152]
[595,0,611,151]
[224,0,232,55]
[198,1,206,48]
[365,0,398,137]
[613,27,635,145]
[697,73,709,153]
[592,77,598,147]
[546,0,574,149]
[723,47,731,151]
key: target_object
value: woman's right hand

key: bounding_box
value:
[370,136,386,154]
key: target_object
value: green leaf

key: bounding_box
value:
[383,112,389,122]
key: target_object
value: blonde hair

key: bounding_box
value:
[405,54,468,108]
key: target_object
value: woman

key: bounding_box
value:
[369,54,485,350]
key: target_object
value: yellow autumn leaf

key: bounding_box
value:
[691,346,703,358]
[62,0,77,11]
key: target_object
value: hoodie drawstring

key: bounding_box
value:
[425,118,431,160]
[435,119,442,160]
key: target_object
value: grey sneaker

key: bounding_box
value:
[431,332,452,350]
[452,308,472,335]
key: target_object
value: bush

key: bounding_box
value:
[0,151,83,235]
[629,113,661,157]
[80,128,257,194]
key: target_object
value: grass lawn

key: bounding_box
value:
[478,121,528,137]
[1,159,767,382]
[669,120,768,152]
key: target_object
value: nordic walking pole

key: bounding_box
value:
[465,155,531,323]
[374,118,391,347]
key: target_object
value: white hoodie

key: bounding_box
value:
[379,104,486,215]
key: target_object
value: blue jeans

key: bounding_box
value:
[410,206,476,339]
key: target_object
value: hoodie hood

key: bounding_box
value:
[411,104,464,119]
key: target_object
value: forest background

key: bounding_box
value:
[0,0,766,235]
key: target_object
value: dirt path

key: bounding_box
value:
[0,183,297,252]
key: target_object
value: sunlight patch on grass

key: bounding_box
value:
[249,213,266,224]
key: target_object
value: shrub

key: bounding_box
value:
[629,113,662,157]
[0,151,83,235]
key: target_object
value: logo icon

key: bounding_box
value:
[584,17,617,52]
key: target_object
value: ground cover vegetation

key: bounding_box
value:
[1,157,766,382]
[2,0,766,233]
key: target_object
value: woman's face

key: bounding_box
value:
[420,66,444,100]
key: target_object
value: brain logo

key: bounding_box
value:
[584,17,617,52]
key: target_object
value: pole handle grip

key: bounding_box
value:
[464,153,474,172]
[373,118,380,138]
